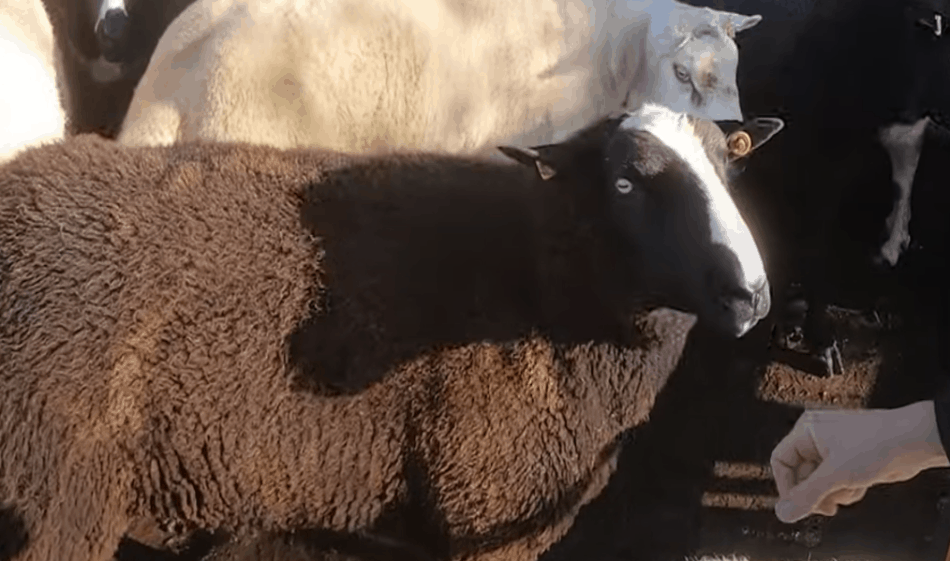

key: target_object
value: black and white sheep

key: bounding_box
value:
[722,0,950,375]
[0,104,782,561]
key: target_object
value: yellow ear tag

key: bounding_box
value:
[728,130,753,159]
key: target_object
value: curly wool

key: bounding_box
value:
[0,134,697,561]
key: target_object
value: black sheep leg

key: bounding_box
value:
[773,247,843,377]
[772,144,848,377]
[799,135,881,377]
[802,286,844,377]
[804,203,845,378]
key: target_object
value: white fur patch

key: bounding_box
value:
[97,0,127,22]
[619,104,766,292]
[876,117,929,267]
[0,17,64,162]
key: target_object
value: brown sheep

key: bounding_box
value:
[37,0,196,138]
[0,104,782,561]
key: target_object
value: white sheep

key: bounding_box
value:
[0,0,65,163]
[116,0,761,153]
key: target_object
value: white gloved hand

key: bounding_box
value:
[770,400,950,523]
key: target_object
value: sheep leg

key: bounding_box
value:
[772,286,843,377]
[796,140,871,378]
[803,300,844,377]
[773,283,807,351]
[809,187,854,378]
[875,117,929,268]
[789,128,925,378]
[796,224,845,378]
[772,167,847,377]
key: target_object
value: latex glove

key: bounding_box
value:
[770,400,950,523]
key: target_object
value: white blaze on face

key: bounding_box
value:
[97,0,127,22]
[619,103,766,293]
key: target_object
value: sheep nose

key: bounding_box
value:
[100,8,129,41]
[719,275,770,338]
[751,277,771,321]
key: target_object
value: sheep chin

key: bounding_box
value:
[90,55,124,83]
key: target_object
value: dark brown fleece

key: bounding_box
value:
[0,133,696,561]
[199,528,433,561]
[38,0,196,138]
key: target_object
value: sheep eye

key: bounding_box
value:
[674,64,690,84]
[615,178,634,194]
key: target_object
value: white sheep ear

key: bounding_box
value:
[730,13,762,34]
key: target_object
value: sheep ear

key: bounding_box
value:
[730,13,762,34]
[744,117,784,151]
[498,113,626,179]
[725,116,783,160]
[497,145,559,180]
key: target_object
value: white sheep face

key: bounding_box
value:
[610,0,761,122]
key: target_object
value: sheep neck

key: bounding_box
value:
[290,153,694,416]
